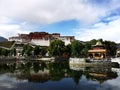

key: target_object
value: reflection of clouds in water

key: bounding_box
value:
[77,75,100,90]
[0,82,15,89]
[0,74,27,90]
[0,74,15,89]
[96,75,120,90]
[0,74,16,81]
[80,75,99,85]
[0,71,119,90]
[77,75,120,90]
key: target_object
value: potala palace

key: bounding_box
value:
[9,32,75,46]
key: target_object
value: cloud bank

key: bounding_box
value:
[0,0,108,24]
[0,0,120,42]
[75,16,120,43]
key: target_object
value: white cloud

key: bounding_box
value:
[75,16,120,43]
[0,0,120,40]
[0,16,12,24]
[0,17,30,38]
[0,0,108,24]
[0,0,108,38]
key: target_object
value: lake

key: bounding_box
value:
[0,60,120,90]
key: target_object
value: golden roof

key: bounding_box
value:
[93,41,104,47]
[96,41,103,46]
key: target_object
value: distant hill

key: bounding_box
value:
[0,36,8,42]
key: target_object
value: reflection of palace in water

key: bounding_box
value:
[0,61,118,84]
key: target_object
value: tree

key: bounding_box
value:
[89,39,97,46]
[81,42,91,57]
[10,48,16,56]
[22,44,33,56]
[71,40,84,57]
[63,44,72,57]
[0,48,2,55]
[13,48,16,56]
[104,40,117,56]
[49,40,65,57]
[34,46,40,56]
[0,48,9,56]
[40,46,47,56]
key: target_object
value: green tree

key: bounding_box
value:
[104,40,117,56]
[10,48,16,56]
[81,42,91,57]
[63,44,72,57]
[0,48,2,55]
[49,40,65,57]
[89,39,97,46]
[40,46,47,56]
[71,40,84,57]
[34,46,40,56]
[22,44,33,56]
[13,48,16,56]
[1,49,9,56]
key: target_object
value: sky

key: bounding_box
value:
[0,0,120,43]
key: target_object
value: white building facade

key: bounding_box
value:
[9,32,75,46]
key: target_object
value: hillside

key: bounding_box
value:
[0,41,15,48]
[0,36,7,42]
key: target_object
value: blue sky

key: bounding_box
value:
[0,0,120,42]
[38,20,79,36]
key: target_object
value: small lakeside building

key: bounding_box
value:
[88,41,107,60]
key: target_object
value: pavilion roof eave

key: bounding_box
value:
[88,49,107,53]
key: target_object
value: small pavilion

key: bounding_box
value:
[88,41,107,60]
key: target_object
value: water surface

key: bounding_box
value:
[0,60,119,90]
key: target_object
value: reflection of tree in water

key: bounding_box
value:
[48,61,69,81]
[0,61,118,84]
[0,63,16,73]
[0,61,49,82]
[69,70,83,85]
[33,61,47,73]
[24,62,31,71]
[33,62,40,73]
[48,61,83,84]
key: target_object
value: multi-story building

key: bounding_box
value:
[9,32,75,46]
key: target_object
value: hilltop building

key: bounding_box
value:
[88,41,107,60]
[9,32,75,46]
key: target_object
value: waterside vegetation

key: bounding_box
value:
[0,39,117,59]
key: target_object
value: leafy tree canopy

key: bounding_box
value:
[49,40,65,57]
